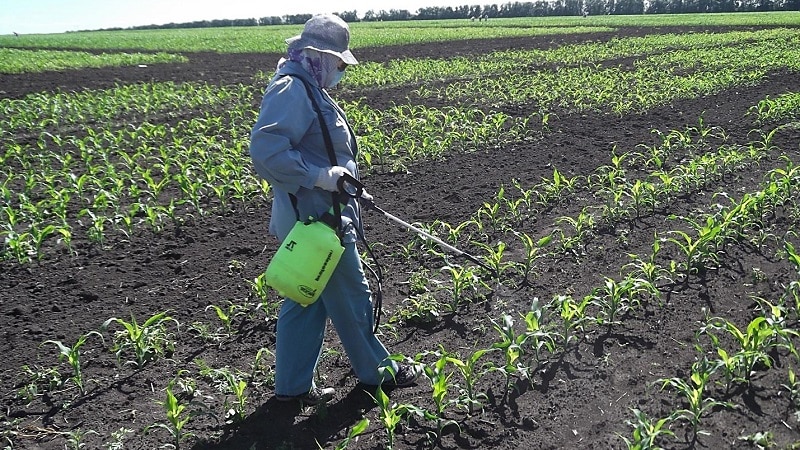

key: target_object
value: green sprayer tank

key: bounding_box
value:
[264,218,344,306]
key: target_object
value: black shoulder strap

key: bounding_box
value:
[281,74,344,238]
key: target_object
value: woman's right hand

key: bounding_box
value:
[315,166,353,192]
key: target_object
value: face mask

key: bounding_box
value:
[325,68,345,88]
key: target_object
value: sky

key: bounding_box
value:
[2,0,472,35]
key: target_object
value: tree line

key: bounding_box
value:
[111,0,798,31]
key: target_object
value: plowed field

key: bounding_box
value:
[2,24,800,450]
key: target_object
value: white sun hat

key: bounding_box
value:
[285,14,359,65]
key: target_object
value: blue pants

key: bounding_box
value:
[274,241,397,396]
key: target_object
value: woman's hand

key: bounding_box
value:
[315,166,353,192]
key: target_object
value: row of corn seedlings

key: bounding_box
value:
[336,28,798,90]
[361,157,799,449]
[390,118,775,291]
[435,32,800,116]
[11,297,279,449]
[0,80,250,139]
[0,48,186,75]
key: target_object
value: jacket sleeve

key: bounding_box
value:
[249,76,322,194]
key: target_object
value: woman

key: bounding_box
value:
[249,14,417,405]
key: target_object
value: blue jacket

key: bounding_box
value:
[250,60,361,244]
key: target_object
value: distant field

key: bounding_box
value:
[0,11,797,54]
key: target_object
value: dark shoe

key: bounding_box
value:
[276,387,335,405]
[382,364,419,388]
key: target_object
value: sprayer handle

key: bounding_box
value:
[337,173,365,199]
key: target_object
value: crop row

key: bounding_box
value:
[435,30,800,115]
[0,48,185,74]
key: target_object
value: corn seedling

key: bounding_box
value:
[624,233,671,288]
[103,311,177,368]
[553,294,593,349]
[217,367,249,423]
[522,297,559,367]
[205,300,247,336]
[515,231,552,285]
[657,357,733,440]
[701,314,777,385]
[619,408,677,450]
[369,385,410,450]
[664,216,723,284]
[249,347,275,388]
[781,368,800,411]
[555,207,596,256]
[488,313,529,395]
[592,275,658,332]
[419,350,460,442]
[43,331,103,395]
[473,240,517,280]
[146,380,195,449]
[439,264,487,311]
[320,417,370,450]
[445,347,491,415]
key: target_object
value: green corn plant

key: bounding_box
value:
[522,297,558,367]
[249,271,272,303]
[555,207,596,256]
[439,264,487,311]
[657,357,733,440]
[205,300,246,336]
[473,240,517,279]
[320,417,370,450]
[619,408,676,450]
[782,368,800,411]
[488,313,528,395]
[664,217,723,284]
[103,311,177,368]
[420,350,460,442]
[624,232,671,287]
[28,223,57,260]
[445,347,491,416]
[43,331,103,395]
[476,200,504,232]
[553,294,593,349]
[625,179,657,219]
[539,167,579,206]
[592,275,658,331]
[216,367,248,423]
[596,182,631,224]
[369,385,409,450]
[146,380,194,449]
[701,315,776,384]
[440,219,479,244]
[515,231,552,285]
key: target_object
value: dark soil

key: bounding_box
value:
[2,25,800,450]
